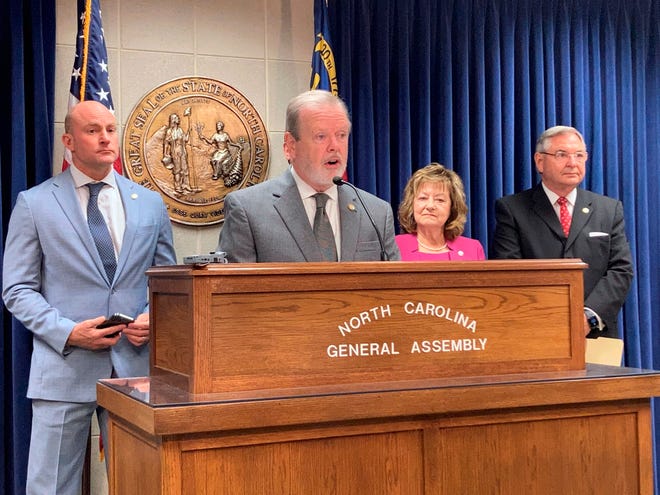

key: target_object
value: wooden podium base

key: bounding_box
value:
[98,365,660,494]
[99,261,657,493]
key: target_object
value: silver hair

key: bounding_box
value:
[285,90,351,140]
[535,125,586,153]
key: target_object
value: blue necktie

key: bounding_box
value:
[313,193,338,261]
[86,183,117,282]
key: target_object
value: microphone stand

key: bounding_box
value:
[333,176,389,261]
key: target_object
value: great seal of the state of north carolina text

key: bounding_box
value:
[122,77,270,225]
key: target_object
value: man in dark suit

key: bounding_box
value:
[219,90,400,262]
[2,100,176,494]
[492,125,633,338]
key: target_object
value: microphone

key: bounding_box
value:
[333,176,389,261]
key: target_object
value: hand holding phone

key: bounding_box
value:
[98,313,134,337]
[98,313,134,328]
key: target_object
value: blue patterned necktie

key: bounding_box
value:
[313,193,338,261]
[86,183,117,282]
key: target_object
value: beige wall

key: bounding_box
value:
[54,0,314,262]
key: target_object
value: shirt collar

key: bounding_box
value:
[541,182,577,206]
[290,166,338,202]
[70,164,117,189]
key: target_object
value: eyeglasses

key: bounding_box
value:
[539,151,588,161]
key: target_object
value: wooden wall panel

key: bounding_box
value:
[425,408,644,494]
[179,431,424,495]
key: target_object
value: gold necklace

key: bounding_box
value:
[417,239,448,252]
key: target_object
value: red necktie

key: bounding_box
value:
[557,196,571,237]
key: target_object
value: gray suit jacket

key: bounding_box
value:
[2,169,176,402]
[219,169,401,262]
[492,184,633,337]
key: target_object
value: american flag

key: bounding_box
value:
[63,0,122,173]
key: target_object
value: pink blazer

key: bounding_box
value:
[395,233,485,261]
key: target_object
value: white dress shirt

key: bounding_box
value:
[290,167,341,259]
[70,165,126,259]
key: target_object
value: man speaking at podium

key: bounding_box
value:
[219,90,400,262]
[492,125,633,339]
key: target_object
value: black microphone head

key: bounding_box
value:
[332,176,344,185]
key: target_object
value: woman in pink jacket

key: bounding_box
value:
[396,163,485,261]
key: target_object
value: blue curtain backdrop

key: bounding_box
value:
[327,0,659,488]
[1,1,55,493]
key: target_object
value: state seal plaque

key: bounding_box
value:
[123,77,269,225]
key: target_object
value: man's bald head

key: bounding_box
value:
[64,100,115,133]
[62,100,119,180]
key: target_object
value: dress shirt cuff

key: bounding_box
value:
[584,307,604,338]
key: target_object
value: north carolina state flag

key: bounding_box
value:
[310,0,347,181]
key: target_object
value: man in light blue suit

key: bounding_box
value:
[2,100,176,494]
[219,90,400,262]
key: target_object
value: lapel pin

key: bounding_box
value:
[582,207,589,214]
[348,203,356,212]
[458,250,464,257]
[131,193,138,200]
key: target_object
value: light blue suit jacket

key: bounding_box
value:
[219,169,401,262]
[2,169,176,402]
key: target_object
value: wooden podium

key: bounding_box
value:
[146,260,587,393]
[97,261,660,494]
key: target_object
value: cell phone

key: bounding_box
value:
[98,313,134,329]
